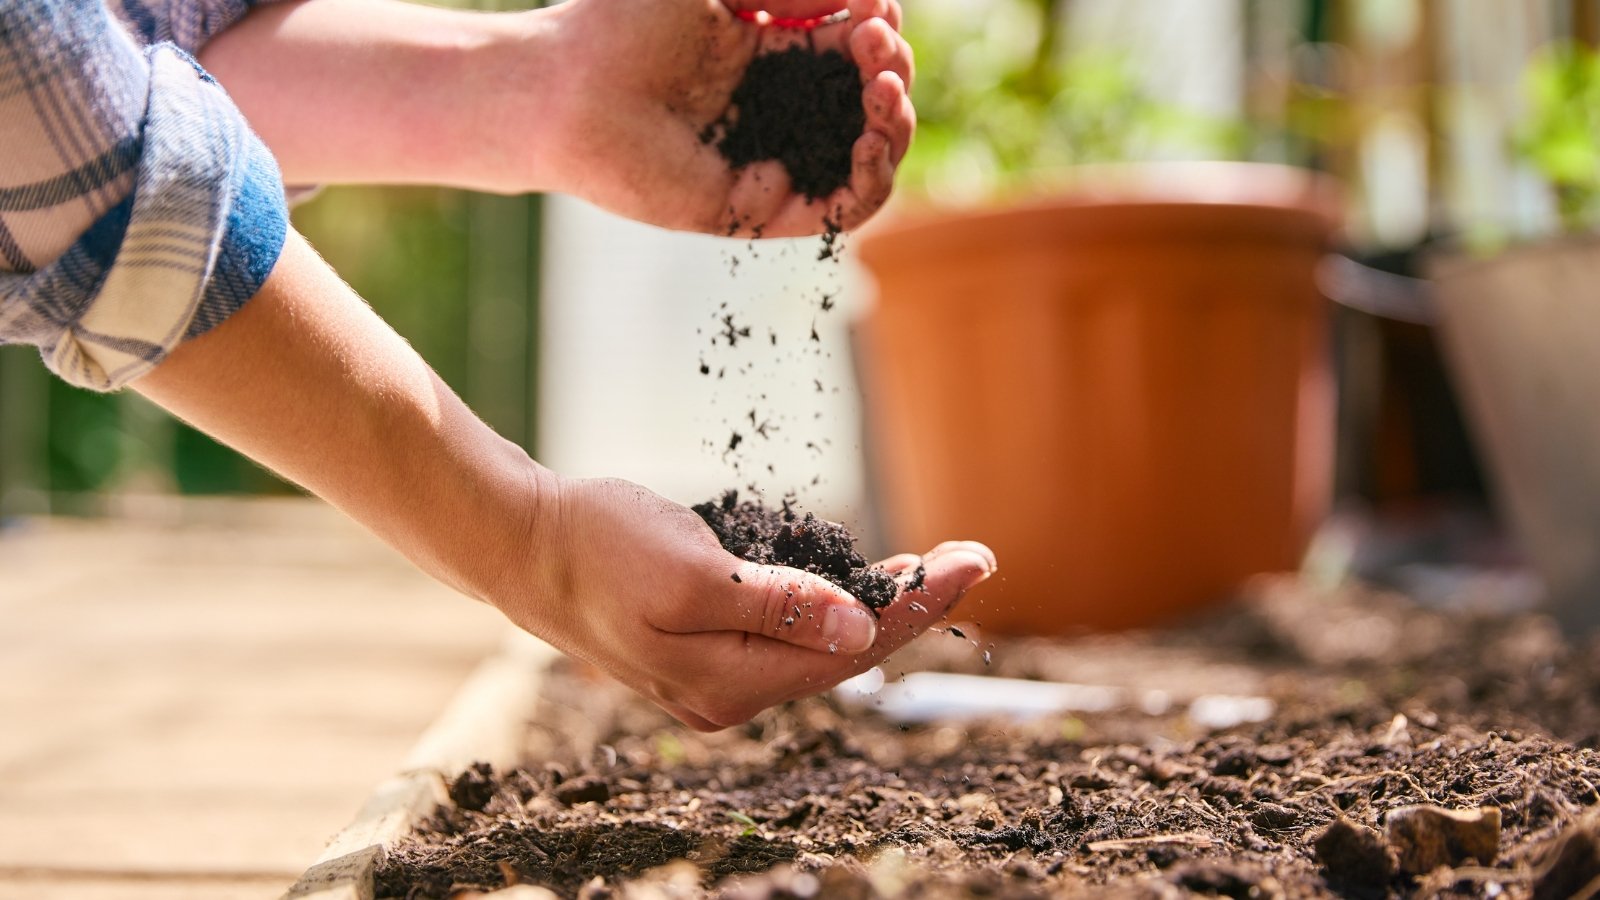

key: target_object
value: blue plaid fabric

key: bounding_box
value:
[0,0,288,391]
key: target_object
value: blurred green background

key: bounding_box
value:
[0,187,542,514]
[4,0,1600,515]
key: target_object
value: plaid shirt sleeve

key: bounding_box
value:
[0,0,289,391]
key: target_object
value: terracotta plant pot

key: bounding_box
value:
[1431,237,1600,633]
[856,163,1341,635]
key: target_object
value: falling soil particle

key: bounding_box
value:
[692,489,897,611]
[712,48,864,201]
[817,216,844,261]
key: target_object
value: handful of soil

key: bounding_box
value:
[712,46,866,200]
[693,490,898,611]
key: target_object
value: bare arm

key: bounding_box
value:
[134,234,993,730]
[135,230,542,599]
[199,0,559,195]
[199,0,916,236]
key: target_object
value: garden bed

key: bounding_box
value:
[294,578,1600,899]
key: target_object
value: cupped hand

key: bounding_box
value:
[537,0,915,238]
[495,476,992,731]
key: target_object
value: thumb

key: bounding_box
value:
[706,562,880,654]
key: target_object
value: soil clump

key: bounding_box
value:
[692,489,897,611]
[711,47,865,201]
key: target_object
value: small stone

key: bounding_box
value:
[553,773,612,806]
[1313,819,1396,888]
[1385,805,1501,876]
[1212,747,1257,777]
[1249,802,1300,832]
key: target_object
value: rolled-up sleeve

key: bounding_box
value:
[0,0,288,391]
[107,0,265,54]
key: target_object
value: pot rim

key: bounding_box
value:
[856,163,1343,265]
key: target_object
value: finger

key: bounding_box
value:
[792,0,883,55]
[841,129,895,229]
[685,562,880,655]
[850,541,995,655]
[848,0,891,28]
[876,552,922,575]
[720,541,997,707]
[862,70,914,165]
[851,17,914,90]
[757,129,891,236]
[884,0,902,31]
[727,160,793,236]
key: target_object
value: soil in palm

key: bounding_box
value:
[693,489,898,612]
[710,46,865,201]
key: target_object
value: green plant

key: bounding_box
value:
[1516,41,1600,232]
[899,0,1239,202]
[725,810,759,837]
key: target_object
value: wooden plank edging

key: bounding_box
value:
[282,630,556,900]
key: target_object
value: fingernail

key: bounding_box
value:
[821,605,877,654]
[929,541,997,575]
[952,549,996,583]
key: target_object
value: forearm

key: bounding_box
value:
[198,0,568,193]
[134,230,547,600]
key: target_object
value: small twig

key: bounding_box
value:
[1086,830,1215,852]
[1415,864,1532,894]
[1578,774,1600,805]
[1293,769,1434,804]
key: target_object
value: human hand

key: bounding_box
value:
[535,0,915,237]
[493,476,992,731]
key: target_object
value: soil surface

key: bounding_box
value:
[711,47,865,201]
[376,578,1600,899]
[692,490,898,611]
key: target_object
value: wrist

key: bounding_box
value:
[421,430,562,609]
[464,6,578,195]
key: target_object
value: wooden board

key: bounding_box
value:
[281,631,556,900]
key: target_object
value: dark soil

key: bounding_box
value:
[712,47,865,201]
[692,489,898,611]
[376,580,1600,899]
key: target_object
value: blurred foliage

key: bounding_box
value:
[293,188,474,389]
[0,186,487,504]
[899,0,1243,203]
[44,378,120,493]
[1516,41,1600,233]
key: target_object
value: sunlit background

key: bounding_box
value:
[2,0,1596,559]
[13,3,1600,894]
